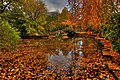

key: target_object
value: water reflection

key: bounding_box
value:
[77,40,83,46]
[79,51,84,56]
[47,40,84,76]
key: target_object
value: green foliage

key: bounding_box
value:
[44,23,61,32]
[7,11,28,36]
[100,13,120,41]
[44,22,67,33]
[27,27,39,36]
[22,0,47,36]
[0,0,47,37]
[113,40,120,53]
[45,10,73,33]
[45,11,60,32]
[0,21,21,51]
[98,0,120,53]
[46,14,58,22]
[100,12,120,53]
[26,20,47,36]
[19,23,28,36]
[22,0,47,21]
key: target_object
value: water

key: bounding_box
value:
[47,48,82,76]
[43,37,98,77]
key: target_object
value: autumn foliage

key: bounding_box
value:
[68,0,120,30]
[0,0,120,79]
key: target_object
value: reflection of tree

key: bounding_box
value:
[46,37,98,77]
[47,40,84,76]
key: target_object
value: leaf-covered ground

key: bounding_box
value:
[0,37,120,79]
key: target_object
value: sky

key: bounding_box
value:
[43,0,68,12]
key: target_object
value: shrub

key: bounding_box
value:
[27,27,39,36]
[0,21,21,51]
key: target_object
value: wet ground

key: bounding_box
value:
[0,36,119,79]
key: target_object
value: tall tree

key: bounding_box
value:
[23,0,47,21]
[68,0,83,20]
[58,7,71,21]
[59,7,76,28]
[68,0,120,30]
[22,0,47,35]
[0,0,22,14]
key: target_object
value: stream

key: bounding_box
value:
[38,36,99,77]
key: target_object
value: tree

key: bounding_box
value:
[67,0,120,31]
[68,0,81,20]
[0,20,21,51]
[68,0,103,30]
[22,0,47,36]
[0,0,22,14]
[22,0,47,21]
[58,7,71,21]
[2,0,29,36]
[0,0,22,51]
[68,0,120,52]
[45,11,60,32]
[0,0,48,37]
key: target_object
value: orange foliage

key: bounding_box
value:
[81,0,103,29]
[68,0,119,29]
[68,0,105,29]
[0,37,119,79]
[61,20,76,26]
